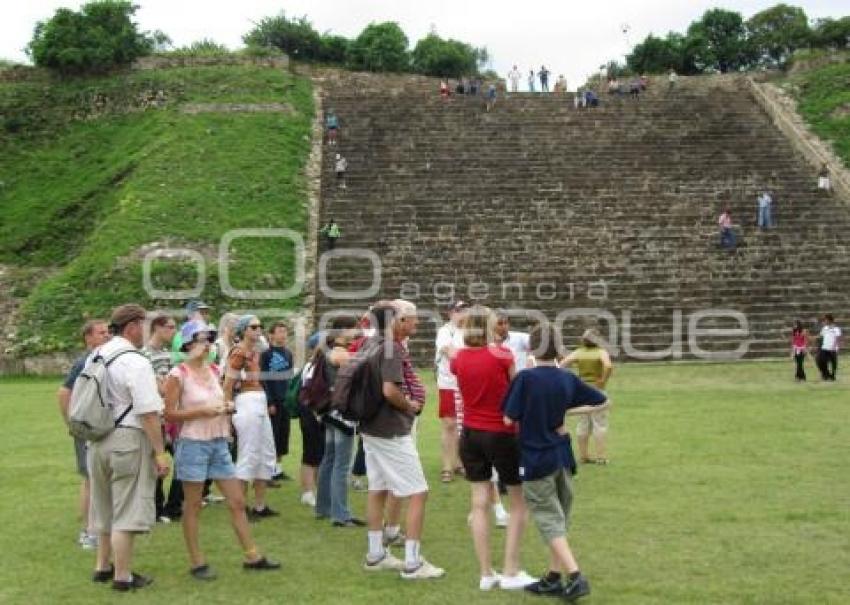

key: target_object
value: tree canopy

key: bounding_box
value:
[27,1,155,74]
[626,3,848,75]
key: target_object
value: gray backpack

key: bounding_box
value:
[68,346,144,441]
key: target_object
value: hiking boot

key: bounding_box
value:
[524,572,564,596]
[562,574,590,601]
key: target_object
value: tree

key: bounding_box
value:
[347,22,409,72]
[628,34,680,74]
[686,8,749,73]
[27,1,153,74]
[318,34,349,64]
[149,29,172,53]
[747,4,811,67]
[811,17,850,50]
[242,13,321,60]
[411,33,483,77]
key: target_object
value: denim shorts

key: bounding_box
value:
[174,437,236,482]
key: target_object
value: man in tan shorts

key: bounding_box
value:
[88,304,169,592]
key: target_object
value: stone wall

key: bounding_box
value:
[0,352,76,376]
[133,55,289,71]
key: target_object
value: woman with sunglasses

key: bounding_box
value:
[223,315,279,519]
[164,320,279,579]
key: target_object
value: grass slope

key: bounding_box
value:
[1,362,848,604]
[0,66,313,355]
[788,58,850,167]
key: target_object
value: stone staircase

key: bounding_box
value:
[313,73,850,362]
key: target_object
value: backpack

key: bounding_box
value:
[68,346,145,442]
[299,349,333,415]
[331,339,386,422]
[284,369,303,419]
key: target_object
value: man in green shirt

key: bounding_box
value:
[320,219,341,250]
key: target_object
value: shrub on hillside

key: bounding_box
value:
[411,34,486,77]
[243,13,321,61]
[165,39,230,57]
[27,1,154,75]
[346,22,410,72]
[811,17,850,50]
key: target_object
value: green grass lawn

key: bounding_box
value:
[1,361,849,604]
[788,57,850,167]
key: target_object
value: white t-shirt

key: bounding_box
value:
[435,323,464,390]
[97,336,163,429]
[821,325,842,351]
[508,69,521,84]
[499,331,531,371]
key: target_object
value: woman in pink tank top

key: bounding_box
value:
[790,320,809,382]
[164,320,279,579]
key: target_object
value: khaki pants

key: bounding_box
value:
[88,428,156,533]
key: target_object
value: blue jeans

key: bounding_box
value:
[316,424,355,522]
[720,227,736,249]
[758,204,772,228]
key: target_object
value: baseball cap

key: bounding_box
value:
[180,320,217,351]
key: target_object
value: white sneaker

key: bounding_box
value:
[479,573,502,590]
[494,511,509,528]
[401,558,446,580]
[363,552,404,572]
[300,491,316,507]
[500,570,536,590]
[157,515,172,524]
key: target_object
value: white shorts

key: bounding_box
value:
[818,176,831,190]
[362,434,428,497]
[232,391,277,481]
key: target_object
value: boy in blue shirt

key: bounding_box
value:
[503,322,610,601]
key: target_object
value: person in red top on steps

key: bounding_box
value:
[450,305,535,591]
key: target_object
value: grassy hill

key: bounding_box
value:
[785,54,850,166]
[0,64,313,355]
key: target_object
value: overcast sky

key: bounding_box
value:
[2,1,846,88]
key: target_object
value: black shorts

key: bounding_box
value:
[459,428,521,486]
[299,405,325,466]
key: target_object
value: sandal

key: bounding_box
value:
[440,470,453,483]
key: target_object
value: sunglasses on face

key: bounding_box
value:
[248,324,263,330]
